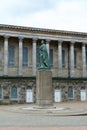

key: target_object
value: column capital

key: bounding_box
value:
[70,41,75,44]
[4,35,9,40]
[19,36,24,41]
[82,42,87,46]
[32,38,38,42]
[58,40,63,44]
[46,39,51,43]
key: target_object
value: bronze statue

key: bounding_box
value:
[38,40,50,70]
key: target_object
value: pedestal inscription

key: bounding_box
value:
[36,70,53,106]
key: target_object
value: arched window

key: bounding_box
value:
[27,86,32,90]
[55,86,60,90]
[11,86,17,99]
[0,86,2,99]
[68,86,73,99]
[81,86,85,90]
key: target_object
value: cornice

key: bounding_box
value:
[0,24,87,38]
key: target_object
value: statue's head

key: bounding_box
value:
[41,40,46,44]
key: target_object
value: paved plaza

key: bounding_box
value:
[0,102,87,129]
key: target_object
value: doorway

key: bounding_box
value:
[54,88,61,102]
[80,87,86,101]
[26,87,33,103]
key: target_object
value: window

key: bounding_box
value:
[9,46,15,66]
[68,86,73,99]
[86,51,87,68]
[36,48,40,67]
[0,86,2,99]
[27,86,32,89]
[62,49,65,68]
[74,50,77,68]
[23,47,28,66]
[49,49,53,68]
[81,86,85,90]
[11,86,17,99]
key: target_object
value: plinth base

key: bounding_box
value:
[36,70,53,106]
[33,106,56,109]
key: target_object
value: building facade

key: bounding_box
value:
[0,24,87,104]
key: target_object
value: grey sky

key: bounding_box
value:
[0,0,87,32]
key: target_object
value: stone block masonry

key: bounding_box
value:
[36,70,53,106]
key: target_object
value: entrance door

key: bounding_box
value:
[26,89,33,103]
[54,89,61,102]
[80,90,86,101]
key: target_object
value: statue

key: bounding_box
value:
[38,40,50,70]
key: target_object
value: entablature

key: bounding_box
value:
[0,25,87,43]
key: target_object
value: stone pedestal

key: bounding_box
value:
[36,70,53,106]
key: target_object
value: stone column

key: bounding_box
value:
[46,39,50,57]
[70,41,75,77]
[32,38,37,76]
[58,40,62,77]
[4,36,9,76]
[82,43,86,77]
[19,37,23,76]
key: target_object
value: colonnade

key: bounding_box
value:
[3,36,87,77]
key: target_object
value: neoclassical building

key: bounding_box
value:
[0,24,87,104]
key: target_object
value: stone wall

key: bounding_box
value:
[0,77,87,104]
[53,78,87,102]
[0,78,36,104]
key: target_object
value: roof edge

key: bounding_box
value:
[0,24,87,36]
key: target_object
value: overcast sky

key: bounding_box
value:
[0,0,87,32]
